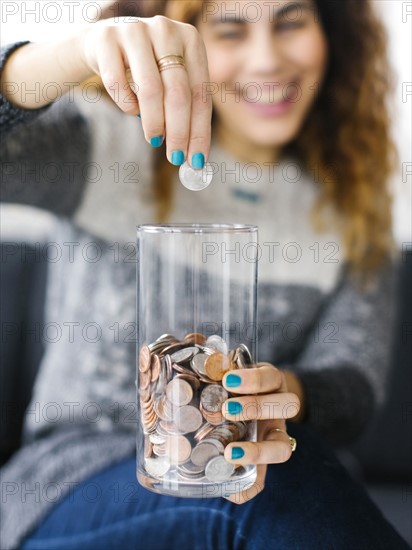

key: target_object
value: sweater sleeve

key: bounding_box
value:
[291,256,400,447]
[1,41,91,217]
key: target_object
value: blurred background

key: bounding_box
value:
[1,0,411,546]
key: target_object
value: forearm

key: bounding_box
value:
[0,31,92,109]
[283,370,307,422]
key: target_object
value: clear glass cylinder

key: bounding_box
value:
[136,223,258,498]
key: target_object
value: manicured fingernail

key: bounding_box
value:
[231,446,245,460]
[191,152,205,169]
[150,136,163,147]
[171,150,185,166]
[137,114,141,119]
[227,401,242,415]
[226,374,241,387]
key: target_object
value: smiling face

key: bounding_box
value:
[195,0,329,163]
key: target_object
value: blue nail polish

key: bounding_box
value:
[150,136,163,147]
[137,114,141,119]
[191,152,205,169]
[226,374,241,387]
[227,401,242,415]
[171,150,185,166]
[231,446,245,460]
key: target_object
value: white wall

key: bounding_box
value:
[1,0,411,244]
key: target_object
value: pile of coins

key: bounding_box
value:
[138,333,254,482]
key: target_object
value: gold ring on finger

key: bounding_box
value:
[268,427,297,452]
[156,54,186,73]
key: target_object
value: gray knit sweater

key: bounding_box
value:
[0,41,399,549]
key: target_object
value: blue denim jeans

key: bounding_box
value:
[21,422,409,550]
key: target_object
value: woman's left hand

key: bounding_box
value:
[220,363,301,504]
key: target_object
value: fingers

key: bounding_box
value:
[149,17,191,164]
[222,364,285,395]
[123,21,165,146]
[221,391,301,421]
[93,16,212,165]
[96,31,139,116]
[182,24,213,168]
[223,428,294,465]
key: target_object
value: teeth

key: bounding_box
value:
[245,93,285,104]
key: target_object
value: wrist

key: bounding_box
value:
[283,370,306,422]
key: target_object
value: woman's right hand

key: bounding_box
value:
[80,15,213,167]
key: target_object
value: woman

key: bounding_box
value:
[0,0,407,548]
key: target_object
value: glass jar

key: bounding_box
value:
[136,224,258,498]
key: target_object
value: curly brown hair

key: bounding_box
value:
[100,0,398,278]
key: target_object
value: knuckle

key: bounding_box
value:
[255,366,264,392]
[97,24,115,41]
[166,84,191,108]
[101,71,123,90]
[285,395,300,418]
[271,366,283,388]
[188,135,207,146]
[121,102,138,115]
[192,84,212,111]
[167,133,188,146]
[252,442,263,463]
[183,22,201,41]
[138,77,163,99]
[153,14,174,32]
[278,441,292,463]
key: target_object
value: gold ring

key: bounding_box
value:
[156,54,186,73]
[268,427,297,452]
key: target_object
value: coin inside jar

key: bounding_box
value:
[165,434,192,464]
[190,441,220,467]
[205,455,236,482]
[179,160,214,191]
[200,384,228,413]
[205,352,233,381]
[166,378,193,406]
[139,345,151,372]
[174,405,203,433]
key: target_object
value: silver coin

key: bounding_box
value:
[200,437,225,454]
[177,460,206,475]
[205,455,235,482]
[164,354,173,382]
[171,362,194,375]
[200,384,228,413]
[171,347,199,364]
[191,353,209,376]
[205,335,228,355]
[174,373,201,391]
[149,432,167,444]
[179,160,214,191]
[191,442,220,467]
[166,378,193,406]
[174,405,203,433]
[238,344,253,365]
[144,456,171,478]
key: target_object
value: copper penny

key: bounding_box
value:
[144,438,153,458]
[184,332,206,345]
[140,369,151,390]
[205,352,232,381]
[139,345,151,373]
[150,354,161,382]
